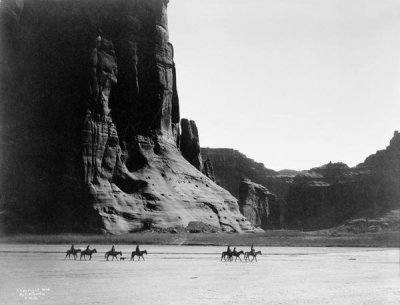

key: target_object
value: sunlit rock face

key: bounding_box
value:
[0,0,253,233]
[238,178,280,229]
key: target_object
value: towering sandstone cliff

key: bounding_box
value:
[0,0,252,233]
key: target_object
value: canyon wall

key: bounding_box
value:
[0,0,252,233]
[201,148,277,199]
[204,132,400,230]
[238,178,280,229]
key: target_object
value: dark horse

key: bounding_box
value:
[221,251,233,261]
[80,249,97,260]
[65,249,81,260]
[244,250,262,262]
[231,250,244,261]
[105,250,122,261]
[131,250,148,261]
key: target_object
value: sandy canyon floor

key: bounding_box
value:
[0,244,399,305]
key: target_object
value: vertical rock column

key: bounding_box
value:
[82,36,121,207]
[138,0,179,141]
[180,118,203,171]
[239,178,275,228]
[203,159,216,182]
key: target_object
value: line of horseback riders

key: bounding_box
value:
[221,245,262,262]
[65,244,147,261]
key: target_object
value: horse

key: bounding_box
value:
[221,251,233,261]
[65,249,81,260]
[231,250,244,261]
[244,250,262,262]
[80,249,97,260]
[105,250,122,261]
[131,250,148,261]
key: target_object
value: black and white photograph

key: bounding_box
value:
[0,0,399,304]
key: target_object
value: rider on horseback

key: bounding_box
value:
[86,245,90,251]
[110,245,115,253]
[70,244,75,251]
[136,244,140,253]
[227,245,232,254]
[250,245,255,255]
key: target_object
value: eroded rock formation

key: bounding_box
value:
[0,0,252,233]
[180,119,202,171]
[202,159,216,182]
[201,148,277,198]
[203,132,400,230]
[238,178,278,229]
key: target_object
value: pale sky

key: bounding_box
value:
[168,0,400,171]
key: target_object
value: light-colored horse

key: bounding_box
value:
[80,249,97,260]
[131,250,148,261]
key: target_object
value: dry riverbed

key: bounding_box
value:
[0,244,399,305]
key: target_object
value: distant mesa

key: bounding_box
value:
[204,131,400,231]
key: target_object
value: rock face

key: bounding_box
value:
[180,119,202,171]
[264,132,400,230]
[238,179,279,229]
[201,148,278,199]
[203,132,400,230]
[0,0,252,233]
[202,159,216,182]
